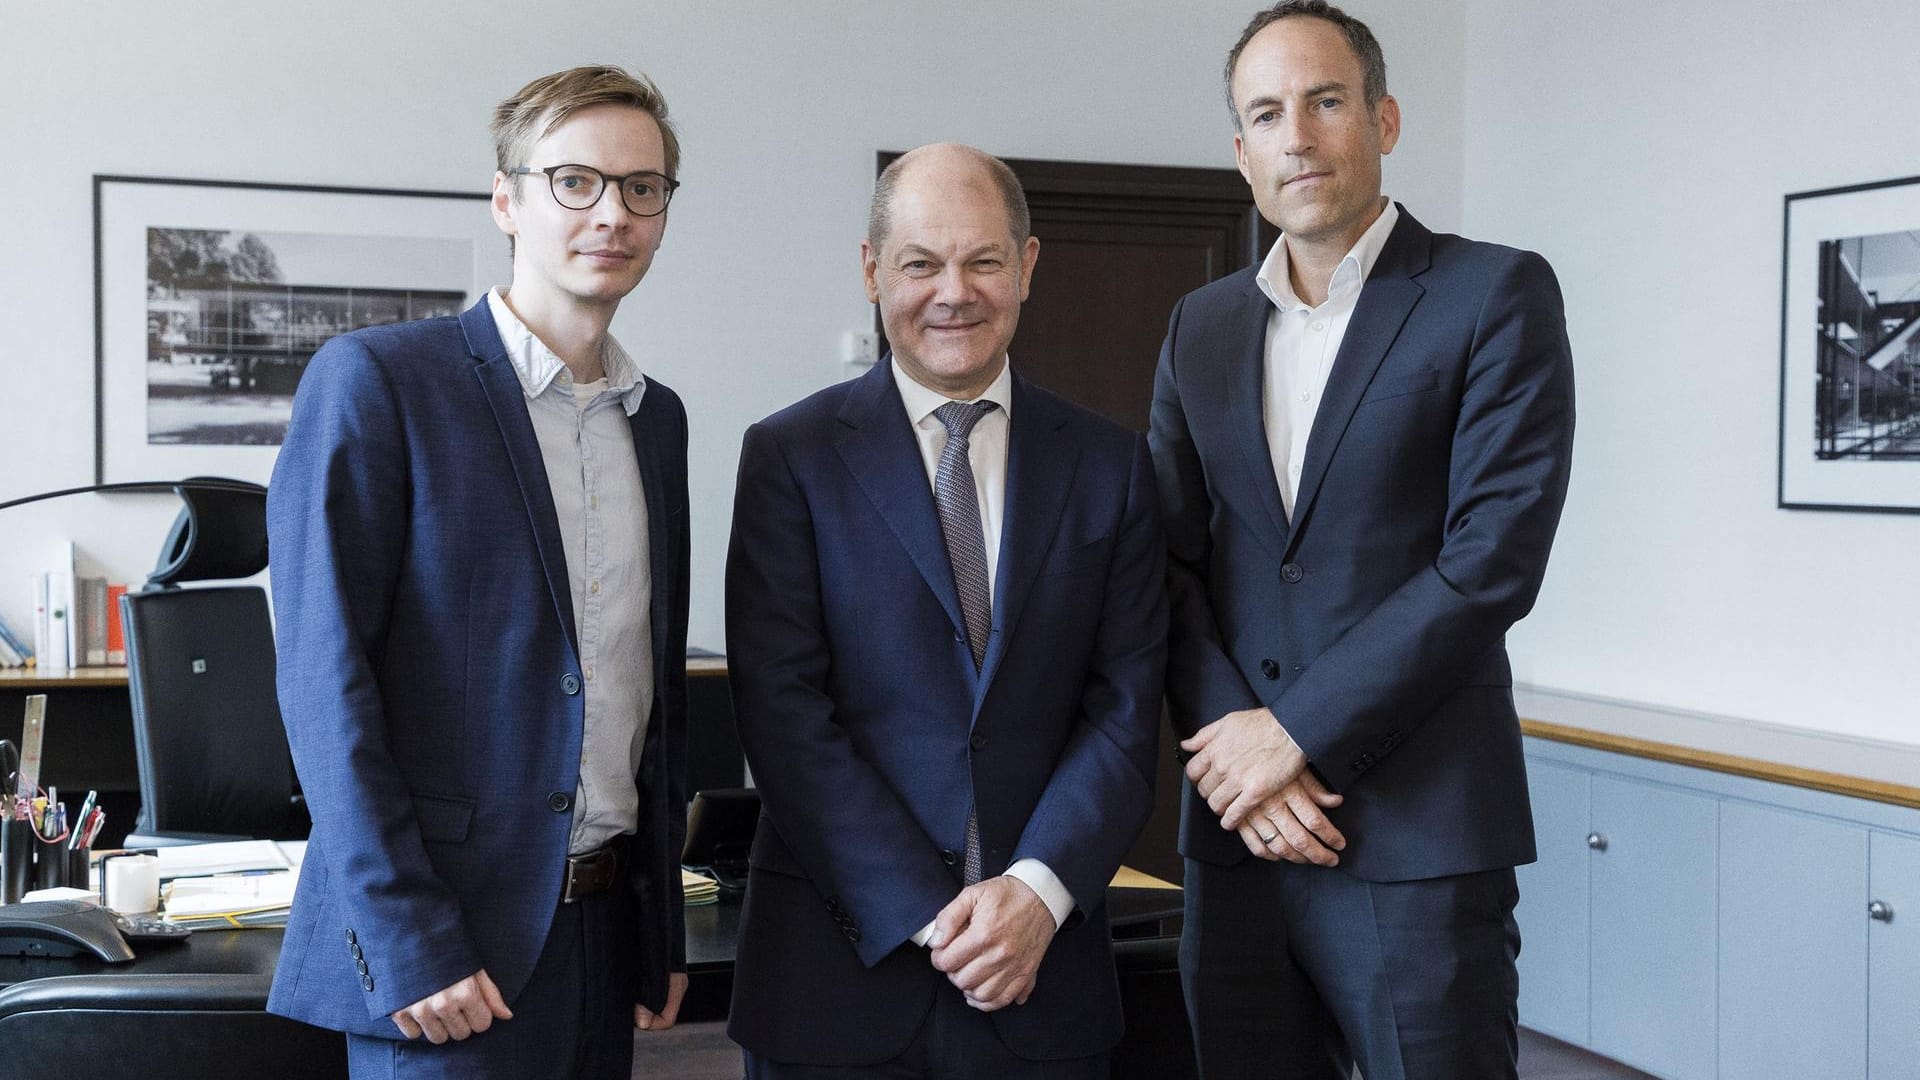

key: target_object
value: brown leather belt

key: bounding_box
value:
[560,842,621,903]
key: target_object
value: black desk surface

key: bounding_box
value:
[0,926,285,991]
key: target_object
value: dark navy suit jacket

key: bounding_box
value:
[724,358,1166,1065]
[265,300,690,1037]
[1149,208,1575,881]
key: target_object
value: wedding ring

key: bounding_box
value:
[1257,830,1277,844]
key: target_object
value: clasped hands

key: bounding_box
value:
[390,968,688,1043]
[1183,706,1346,865]
[927,876,1054,1013]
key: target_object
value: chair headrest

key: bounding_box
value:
[148,478,268,587]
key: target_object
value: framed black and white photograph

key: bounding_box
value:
[1779,174,1920,513]
[94,176,510,484]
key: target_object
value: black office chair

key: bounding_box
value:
[0,973,346,1079]
[121,480,307,846]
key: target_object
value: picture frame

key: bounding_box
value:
[94,175,511,485]
[1778,174,1920,514]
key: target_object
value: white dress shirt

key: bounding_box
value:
[891,358,1076,939]
[488,287,654,856]
[1256,199,1400,520]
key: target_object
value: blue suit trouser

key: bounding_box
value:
[742,982,1110,1080]
[1180,857,1520,1080]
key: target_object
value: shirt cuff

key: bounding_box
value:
[908,860,1076,948]
[1004,859,1074,930]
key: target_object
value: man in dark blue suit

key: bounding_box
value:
[266,66,692,1079]
[1150,4,1576,1077]
[725,143,1167,1077]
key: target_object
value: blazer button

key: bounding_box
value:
[548,791,572,813]
[344,928,357,945]
[1281,563,1305,584]
[349,943,363,960]
[845,927,862,943]
[941,849,958,866]
[354,958,369,976]
[361,975,375,992]
[969,732,988,751]
[1260,659,1279,680]
[561,673,581,695]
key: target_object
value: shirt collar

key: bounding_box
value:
[891,354,1015,426]
[1254,198,1401,313]
[486,287,647,415]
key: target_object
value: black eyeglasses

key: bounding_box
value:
[508,164,680,217]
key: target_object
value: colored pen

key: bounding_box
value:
[68,791,98,850]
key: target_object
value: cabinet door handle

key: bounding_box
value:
[1586,832,1608,852]
[1869,900,1893,923]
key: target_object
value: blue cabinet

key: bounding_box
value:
[1870,831,1920,1080]
[1588,776,1718,1080]
[1515,760,1590,1044]
[1519,736,1920,1080]
[1717,803,1868,1080]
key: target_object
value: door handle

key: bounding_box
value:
[1586,832,1607,852]
[1869,900,1894,923]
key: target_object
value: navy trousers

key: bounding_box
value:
[742,982,1109,1080]
[344,881,639,1080]
[1180,857,1520,1080]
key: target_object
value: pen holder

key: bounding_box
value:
[1,819,31,903]
[31,834,85,892]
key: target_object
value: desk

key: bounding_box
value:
[0,925,284,992]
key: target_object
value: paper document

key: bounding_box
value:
[163,870,298,917]
[152,840,292,879]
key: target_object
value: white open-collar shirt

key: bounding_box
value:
[1255,198,1400,521]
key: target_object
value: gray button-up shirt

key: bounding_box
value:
[487,288,654,855]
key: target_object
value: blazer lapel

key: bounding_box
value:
[1223,284,1292,561]
[628,393,674,673]
[974,374,1078,700]
[461,300,580,660]
[834,358,969,641]
[1287,213,1431,550]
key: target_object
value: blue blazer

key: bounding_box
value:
[265,300,690,1037]
[1149,209,1575,881]
[724,358,1166,1065]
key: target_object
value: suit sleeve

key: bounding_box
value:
[1148,297,1265,739]
[1007,434,1167,915]
[724,421,958,966]
[267,338,482,1019]
[1280,251,1576,791]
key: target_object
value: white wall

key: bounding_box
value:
[0,0,1466,653]
[1463,0,1920,745]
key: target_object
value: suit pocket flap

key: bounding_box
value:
[1044,533,1113,576]
[747,817,810,879]
[1359,368,1440,404]
[411,792,475,844]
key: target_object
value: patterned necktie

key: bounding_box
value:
[933,399,997,884]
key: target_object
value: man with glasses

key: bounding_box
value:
[267,66,692,1079]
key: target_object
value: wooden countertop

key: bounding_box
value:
[1522,717,1920,811]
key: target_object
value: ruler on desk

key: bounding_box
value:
[17,694,46,797]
